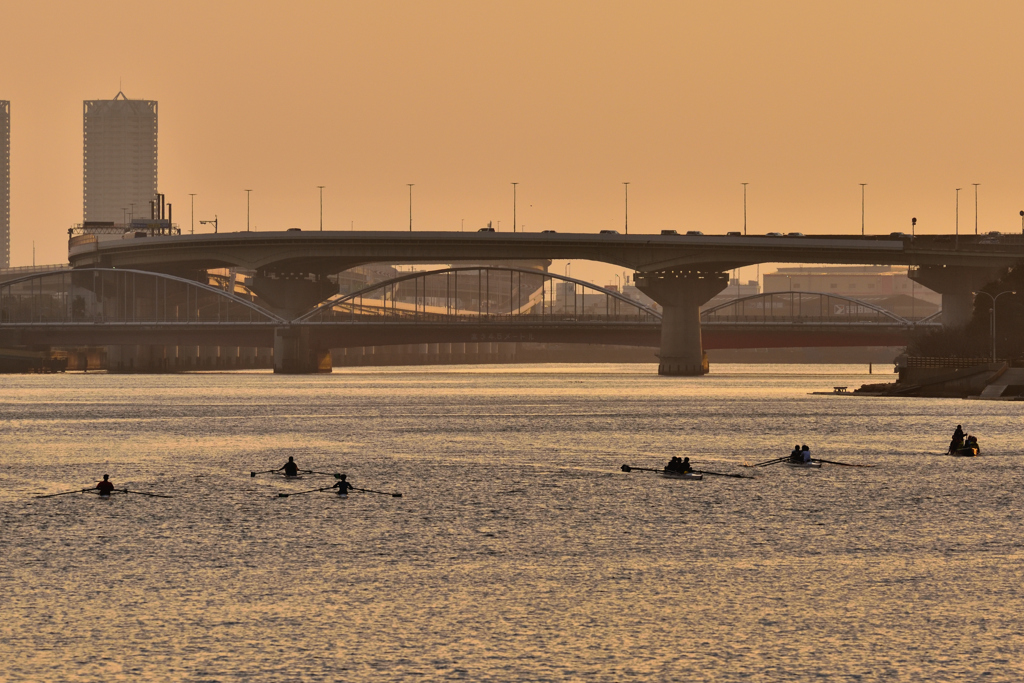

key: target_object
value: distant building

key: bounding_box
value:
[83,91,157,224]
[1,100,8,268]
[704,278,761,310]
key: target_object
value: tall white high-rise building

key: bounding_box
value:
[1,100,9,268]
[83,91,157,224]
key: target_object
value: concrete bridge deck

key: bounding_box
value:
[68,230,1024,273]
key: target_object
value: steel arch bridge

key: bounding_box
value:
[700,291,918,325]
[0,268,285,325]
[0,266,937,354]
[299,266,661,324]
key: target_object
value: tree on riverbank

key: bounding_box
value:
[909,265,1024,359]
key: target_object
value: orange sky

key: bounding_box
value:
[2,1,1024,284]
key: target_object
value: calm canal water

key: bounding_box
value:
[1,364,1022,681]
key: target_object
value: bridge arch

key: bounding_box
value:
[701,291,913,325]
[0,268,286,325]
[298,266,662,323]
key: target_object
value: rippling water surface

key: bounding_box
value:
[2,364,1023,681]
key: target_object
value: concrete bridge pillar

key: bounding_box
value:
[910,265,1007,327]
[635,269,729,376]
[273,326,332,374]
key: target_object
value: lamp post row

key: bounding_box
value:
[185,181,1024,237]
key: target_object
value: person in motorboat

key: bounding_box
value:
[949,425,965,454]
[964,435,980,454]
[95,474,115,496]
[330,474,354,496]
[277,457,300,477]
[789,445,803,463]
[801,445,811,463]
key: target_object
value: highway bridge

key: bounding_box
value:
[2,265,936,373]
[66,229,1020,374]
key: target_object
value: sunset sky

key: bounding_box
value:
[2,1,1023,284]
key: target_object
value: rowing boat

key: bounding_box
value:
[786,461,822,468]
[658,471,703,480]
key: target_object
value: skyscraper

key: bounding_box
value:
[1,100,9,268]
[83,91,157,224]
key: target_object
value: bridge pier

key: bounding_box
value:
[636,269,729,376]
[274,326,332,374]
[910,265,1006,327]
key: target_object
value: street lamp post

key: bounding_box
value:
[407,184,414,232]
[200,216,218,234]
[189,194,196,234]
[623,182,629,234]
[1019,210,1023,234]
[973,183,980,234]
[859,183,867,236]
[318,186,325,231]
[742,182,748,235]
[973,290,1017,361]
[511,183,518,234]
[955,188,961,247]
[911,217,918,320]
[245,189,252,232]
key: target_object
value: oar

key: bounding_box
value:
[277,487,330,498]
[34,488,90,499]
[620,464,666,474]
[352,487,402,498]
[306,471,343,477]
[743,456,789,468]
[693,470,753,479]
[121,489,173,498]
[250,469,277,477]
[812,459,875,468]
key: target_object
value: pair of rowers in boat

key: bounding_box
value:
[948,425,981,457]
[277,457,353,494]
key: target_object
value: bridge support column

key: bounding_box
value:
[274,326,332,374]
[910,265,1006,327]
[636,269,729,376]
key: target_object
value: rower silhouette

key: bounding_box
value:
[278,457,299,477]
[96,474,115,496]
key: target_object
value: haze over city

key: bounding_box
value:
[3,0,1024,285]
